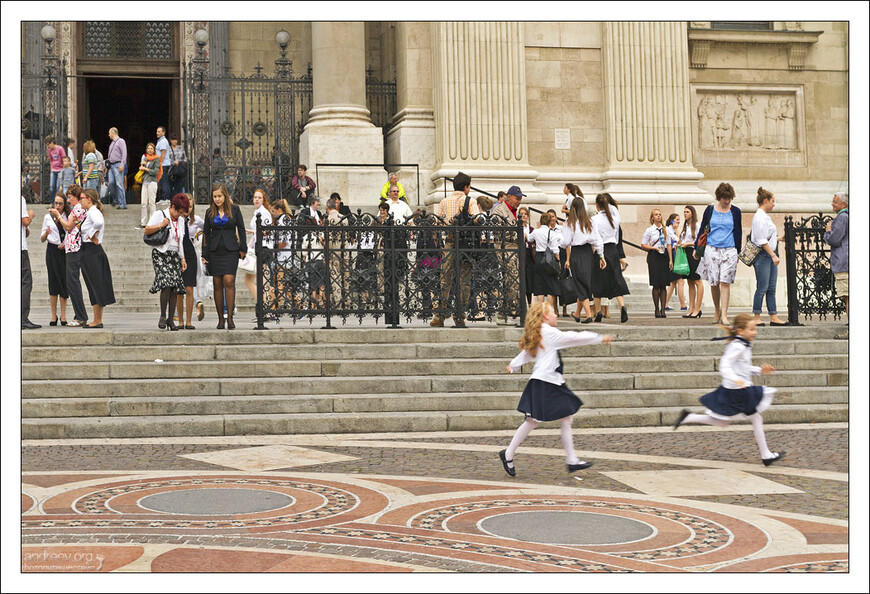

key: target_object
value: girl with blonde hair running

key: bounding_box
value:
[499,301,615,476]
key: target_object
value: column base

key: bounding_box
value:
[300,125,385,211]
[601,169,713,205]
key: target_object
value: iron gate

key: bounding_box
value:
[783,213,846,324]
[21,58,68,203]
[184,49,312,205]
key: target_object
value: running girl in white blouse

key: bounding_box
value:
[500,301,615,476]
[674,313,784,466]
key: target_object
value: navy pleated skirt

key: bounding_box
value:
[517,379,583,422]
[699,385,769,419]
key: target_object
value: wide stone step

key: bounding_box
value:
[21,387,848,419]
[21,403,849,439]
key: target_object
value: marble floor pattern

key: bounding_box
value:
[21,424,850,574]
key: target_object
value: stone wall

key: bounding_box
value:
[226,22,311,75]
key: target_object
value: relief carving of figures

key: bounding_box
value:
[764,97,780,147]
[779,98,796,149]
[697,97,716,149]
[713,97,729,149]
[727,108,748,148]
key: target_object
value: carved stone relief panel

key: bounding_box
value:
[691,85,805,167]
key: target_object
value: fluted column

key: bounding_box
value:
[300,22,384,207]
[601,22,707,202]
[429,22,541,203]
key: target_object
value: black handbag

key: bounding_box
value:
[168,160,188,182]
[144,211,169,246]
[540,230,561,278]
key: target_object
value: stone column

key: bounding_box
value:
[300,22,384,207]
[601,22,709,203]
[385,22,436,206]
[428,22,541,204]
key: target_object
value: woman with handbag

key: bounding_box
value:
[144,193,190,331]
[41,193,70,325]
[696,182,742,326]
[641,209,673,318]
[176,197,202,329]
[680,206,704,318]
[751,188,786,326]
[528,212,561,310]
[591,194,630,323]
[664,213,688,313]
[242,188,273,318]
[201,183,247,329]
[138,143,161,228]
[78,189,115,327]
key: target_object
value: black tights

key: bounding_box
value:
[213,275,236,323]
[160,288,177,322]
[651,286,667,315]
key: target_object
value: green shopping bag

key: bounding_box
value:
[673,246,690,276]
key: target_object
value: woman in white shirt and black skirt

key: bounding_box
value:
[561,197,604,323]
[641,209,673,318]
[41,193,70,325]
[528,212,561,310]
[144,193,190,331]
[78,189,115,327]
[590,193,630,322]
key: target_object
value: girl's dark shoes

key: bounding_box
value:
[581,317,594,324]
[594,311,603,323]
[673,408,690,430]
[620,306,628,323]
[50,318,58,326]
[762,452,785,466]
[499,449,516,477]
[567,461,594,472]
[158,317,167,329]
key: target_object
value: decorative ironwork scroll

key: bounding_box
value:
[254,210,527,328]
[783,213,846,325]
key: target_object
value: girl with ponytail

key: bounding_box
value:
[674,313,784,466]
[499,301,615,477]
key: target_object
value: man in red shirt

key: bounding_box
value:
[45,135,66,201]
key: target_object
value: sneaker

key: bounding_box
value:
[665,306,674,311]
[680,306,688,311]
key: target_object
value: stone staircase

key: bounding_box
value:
[21,325,848,439]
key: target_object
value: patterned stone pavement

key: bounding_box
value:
[17,422,862,583]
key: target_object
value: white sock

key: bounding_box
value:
[750,414,775,458]
[560,417,581,464]
[683,413,729,427]
[505,419,538,465]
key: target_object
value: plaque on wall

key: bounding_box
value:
[691,85,806,167]
[554,128,571,150]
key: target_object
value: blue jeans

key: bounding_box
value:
[753,251,778,314]
[108,162,127,208]
[84,178,99,191]
[49,170,60,201]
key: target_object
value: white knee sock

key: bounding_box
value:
[560,417,581,464]
[505,419,538,463]
[683,413,729,427]
[749,414,775,459]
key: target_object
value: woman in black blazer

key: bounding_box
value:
[201,183,247,329]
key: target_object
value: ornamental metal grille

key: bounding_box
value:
[783,213,846,324]
[82,22,175,60]
[252,210,527,327]
[21,59,68,203]
[366,72,397,133]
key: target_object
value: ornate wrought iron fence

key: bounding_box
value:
[783,213,845,325]
[254,210,527,328]
[21,63,68,203]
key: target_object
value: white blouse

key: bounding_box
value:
[564,195,586,213]
[667,226,680,249]
[680,222,701,245]
[719,338,762,390]
[751,208,777,248]
[509,324,604,385]
[147,208,185,256]
[42,213,66,246]
[80,205,105,244]
[187,214,205,238]
[249,205,273,249]
[641,224,667,250]
[560,218,604,257]
[592,209,620,244]
[529,226,560,253]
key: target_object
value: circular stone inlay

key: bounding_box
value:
[480,511,654,546]
[139,488,295,516]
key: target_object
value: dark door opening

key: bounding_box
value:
[84,77,172,203]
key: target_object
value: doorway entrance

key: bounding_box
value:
[81,77,174,202]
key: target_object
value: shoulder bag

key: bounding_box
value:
[540,230,561,278]
[738,234,762,266]
[143,211,169,246]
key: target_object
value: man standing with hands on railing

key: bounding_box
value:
[824,192,849,339]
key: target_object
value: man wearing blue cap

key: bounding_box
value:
[492,186,526,324]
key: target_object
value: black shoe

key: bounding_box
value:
[762,452,785,466]
[50,318,58,326]
[770,321,788,326]
[499,449,516,477]
[594,311,603,323]
[581,317,594,324]
[22,320,41,330]
[158,316,167,330]
[167,321,179,331]
[567,461,594,472]
[621,306,628,323]
[673,408,690,430]
[226,319,236,330]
